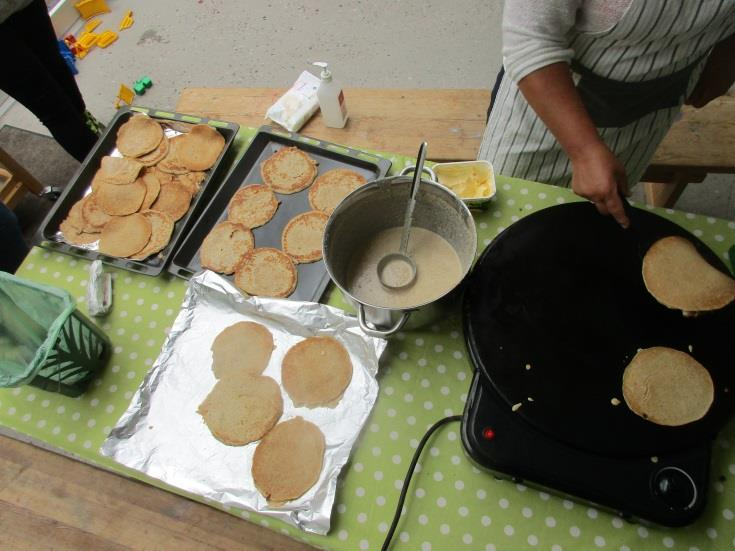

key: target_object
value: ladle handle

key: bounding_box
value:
[400,142,428,255]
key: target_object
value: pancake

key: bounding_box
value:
[129,210,175,261]
[227,185,279,229]
[643,236,735,313]
[281,336,353,408]
[210,321,274,379]
[98,155,143,185]
[175,124,225,171]
[136,134,170,166]
[60,198,100,245]
[308,168,366,214]
[97,180,147,216]
[260,147,317,194]
[622,347,714,427]
[81,193,112,231]
[140,171,161,210]
[150,182,192,221]
[117,115,164,158]
[251,417,325,503]
[281,210,329,263]
[200,221,255,274]
[157,135,191,174]
[198,375,283,446]
[234,248,298,298]
[174,171,206,195]
[98,213,151,257]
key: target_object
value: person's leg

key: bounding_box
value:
[11,0,86,114]
[0,2,97,162]
[0,203,29,273]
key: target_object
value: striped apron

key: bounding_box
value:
[478,0,735,187]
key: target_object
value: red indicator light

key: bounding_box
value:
[482,427,495,440]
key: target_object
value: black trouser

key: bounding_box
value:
[486,67,505,122]
[0,0,97,162]
[0,202,28,273]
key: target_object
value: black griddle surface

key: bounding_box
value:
[464,202,735,459]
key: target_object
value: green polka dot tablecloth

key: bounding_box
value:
[3,128,735,551]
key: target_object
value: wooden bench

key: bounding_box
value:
[177,88,735,208]
[0,145,43,209]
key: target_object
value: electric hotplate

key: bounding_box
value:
[461,202,735,526]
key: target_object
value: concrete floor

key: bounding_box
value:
[1,0,733,220]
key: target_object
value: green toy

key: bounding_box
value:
[133,76,153,95]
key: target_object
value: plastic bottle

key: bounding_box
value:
[311,62,348,128]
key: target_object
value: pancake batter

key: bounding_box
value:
[347,226,462,308]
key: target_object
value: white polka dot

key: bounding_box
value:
[374,471,383,480]
[406,416,416,425]
[83,440,92,449]
[723,508,734,520]
[385,386,395,395]
[706,527,717,539]
[437,364,447,373]
[420,378,430,388]
[563,499,574,509]
[337,530,348,540]
[502,183,511,191]
[459,506,469,517]
[663,536,674,548]
[457,371,467,381]
[612,517,623,528]
[369,423,379,432]
[421,543,432,551]
[545,516,556,527]
[527,535,538,546]
[433,472,443,482]
[401,371,411,381]
[389,431,399,440]
[694,229,703,237]
[354,463,363,472]
[455,480,464,490]
[376,496,386,506]
[462,534,473,544]
[357,512,367,523]
[36,420,46,428]
[399,532,409,543]
[404,393,414,403]
[415,488,426,498]
[41,400,50,408]
[437,497,447,508]
[477,489,487,500]
[417,358,427,367]
[430,446,440,457]
[715,234,724,242]
[355,487,365,497]
[587,507,598,519]
[52,426,61,435]
[105,404,114,413]
[453,350,463,359]
[637,526,649,538]
[418,514,428,525]
[337,503,346,513]
[481,515,491,526]
[67,433,77,442]
[570,526,580,538]
[499,498,509,509]
[440,523,450,535]
[394,479,403,490]
[504,525,514,536]
[594,535,605,547]
[522,507,533,518]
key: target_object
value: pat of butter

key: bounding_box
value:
[434,163,492,199]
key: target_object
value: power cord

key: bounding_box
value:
[381,415,462,551]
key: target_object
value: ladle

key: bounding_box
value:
[377,142,427,289]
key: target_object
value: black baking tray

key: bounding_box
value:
[168,125,392,302]
[37,106,240,276]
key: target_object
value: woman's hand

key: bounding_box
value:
[570,142,630,228]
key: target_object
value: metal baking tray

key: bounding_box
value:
[168,125,392,302]
[38,106,240,276]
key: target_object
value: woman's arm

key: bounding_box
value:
[517,63,629,227]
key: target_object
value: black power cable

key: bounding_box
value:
[381,415,462,551]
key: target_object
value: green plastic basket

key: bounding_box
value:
[0,272,110,397]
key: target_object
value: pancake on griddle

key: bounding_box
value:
[643,236,735,313]
[622,346,714,427]
[261,147,317,194]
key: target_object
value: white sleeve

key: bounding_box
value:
[502,0,582,83]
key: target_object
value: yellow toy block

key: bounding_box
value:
[84,18,102,33]
[119,10,134,31]
[97,30,118,48]
[78,32,98,49]
[74,0,110,20]
[115,84,135,109]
